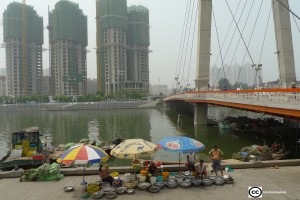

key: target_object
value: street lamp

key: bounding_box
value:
[252,64,262,71]
[252,64,262,89]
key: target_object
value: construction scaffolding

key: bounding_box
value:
[96,0,150,96]
[3,2,43,96]
[127,5,150,45]
[49,0,87,46]
[96,0,128,94]
[49,0,87,96]
[3,2,43,44]
[97,0,128,31]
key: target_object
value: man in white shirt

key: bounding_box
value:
[186,152,196,172]
[195,160,207,179]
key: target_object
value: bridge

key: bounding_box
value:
[164,88,300,118]
[164,0,299,125]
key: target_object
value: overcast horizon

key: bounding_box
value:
[1,0,300,88]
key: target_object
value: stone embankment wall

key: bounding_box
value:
[0,101,154,112]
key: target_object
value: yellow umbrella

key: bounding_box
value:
[110,139,159,159]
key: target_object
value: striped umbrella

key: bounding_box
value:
[60,144,109,165]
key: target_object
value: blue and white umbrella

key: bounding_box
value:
[158,136,205,154]
[158,136,205,171]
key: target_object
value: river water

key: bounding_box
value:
[0,106,295,166]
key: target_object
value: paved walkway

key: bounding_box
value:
[0,166,299,200]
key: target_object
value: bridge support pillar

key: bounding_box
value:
[194,103,208,125]
[195,0,212,91]
[272,0,296,88]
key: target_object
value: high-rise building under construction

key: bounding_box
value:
[49,0,87,96]
[96,0,150,96]
[3,2,43,97]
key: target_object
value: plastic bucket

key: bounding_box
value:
[140,170,147,176]
[124,173,131,183]
[110,172,119,177]
[156,176,163,183]
[162,172,169,181]
[139,176,146,182]
[150,176,157,185]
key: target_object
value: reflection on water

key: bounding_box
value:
[0,107,298,166]
[162,107,260,162]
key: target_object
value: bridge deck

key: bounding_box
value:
[164,88,300,118]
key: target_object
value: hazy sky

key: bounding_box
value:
[0,0,300,87]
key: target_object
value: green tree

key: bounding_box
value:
[53,95,72,102]
[218,78,232,90]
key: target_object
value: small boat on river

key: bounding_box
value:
[0,127,46,171]
[102,138,123,154]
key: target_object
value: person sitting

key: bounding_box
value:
[132,159,141,165]
[195,160,207,179]
[132,159,141,178]
[98,164,114,185]
[148,161,157,176]
[143,160,150,168]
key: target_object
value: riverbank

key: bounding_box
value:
[0,165,299,200]
[1,159,300,178]
[0,101,152,112]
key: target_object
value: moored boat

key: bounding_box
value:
[0,127,46,170]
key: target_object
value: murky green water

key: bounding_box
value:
[0,106,297,166]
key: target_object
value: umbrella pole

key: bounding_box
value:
[179,152,181,174]
[83,165,85,182]
[134,156,136,180]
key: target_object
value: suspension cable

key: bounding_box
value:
[225,0,255,65]
[292,14,300,33]
[221,0,254,82]
[177,0,193,88]
[233,0,264,87]
[186,1,199,88]
[212,7,226,79]
[180,0,197,89]
[174,0,191,89]
[276,0,300,21]
[253,7,272,89]
[209,0,243,87]
[213,0,254,88]
[258,7,272,64]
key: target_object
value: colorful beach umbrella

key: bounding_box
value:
[60,144,109,165]
[110,139,159,159]
[158,136,205,172]
[158,136,205,154]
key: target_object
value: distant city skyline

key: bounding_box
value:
[209,62,263,88]
[1,0,300,88]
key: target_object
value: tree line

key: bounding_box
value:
[0,91,146,104]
